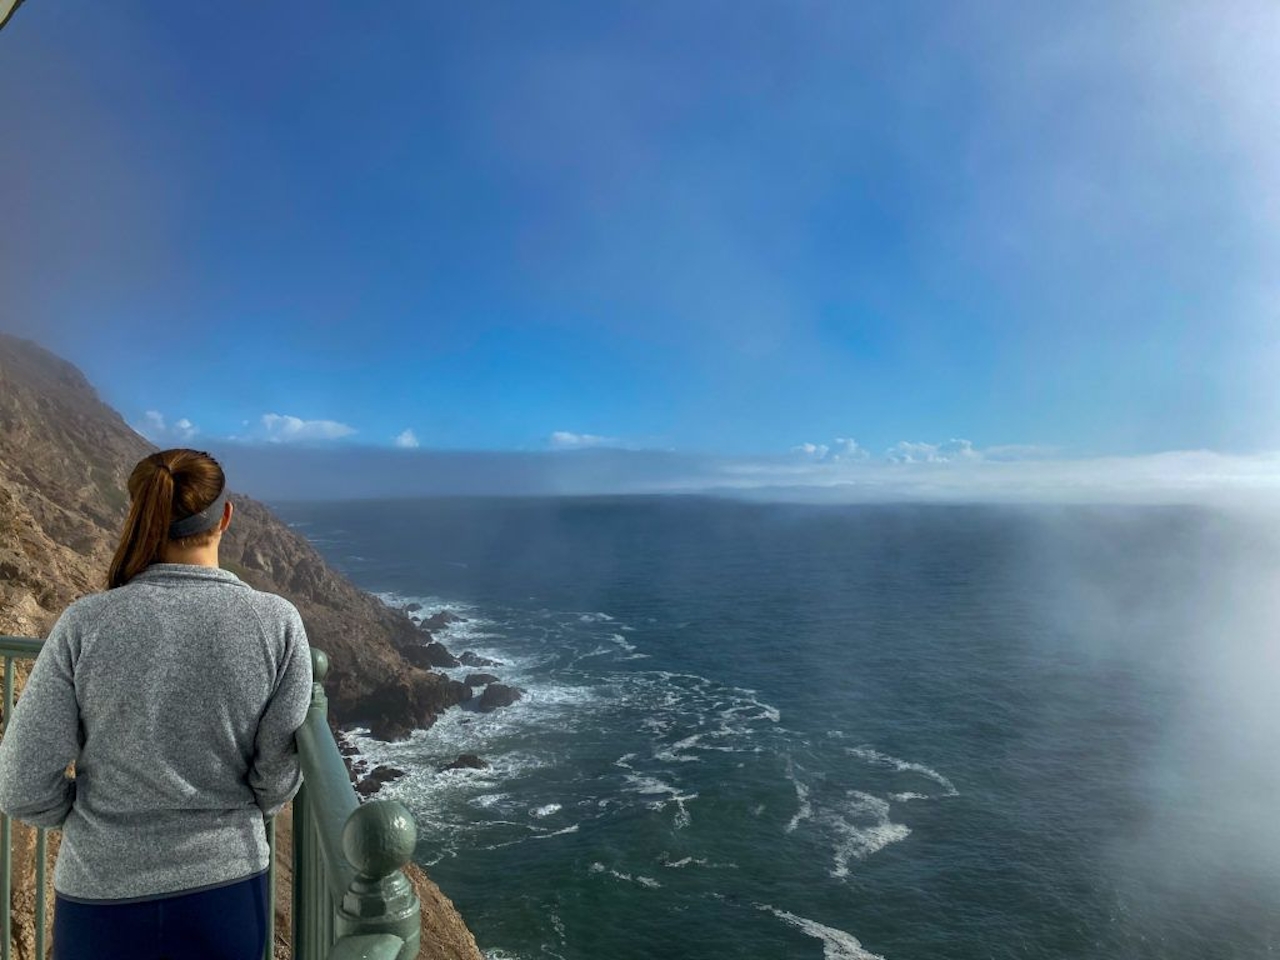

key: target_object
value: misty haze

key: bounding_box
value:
[3,2,1280,959]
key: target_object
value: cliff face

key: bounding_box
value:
[0,333,482,960]
[0,337,149,634]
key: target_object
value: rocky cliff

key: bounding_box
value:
[0,333,482,960]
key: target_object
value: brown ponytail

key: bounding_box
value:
[107,449,227,589]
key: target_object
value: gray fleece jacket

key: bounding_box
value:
[0,564,312,902]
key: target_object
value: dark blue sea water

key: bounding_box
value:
[272,497,1280,960]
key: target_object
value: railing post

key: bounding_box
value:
[293,648,330,960]
[3,654,14,960]
[336,801,421,960]
[264,816,275,960]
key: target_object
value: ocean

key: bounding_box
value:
[271,497,1280,960]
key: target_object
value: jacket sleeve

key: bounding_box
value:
[0,614,80,828]
[248,601,313,818]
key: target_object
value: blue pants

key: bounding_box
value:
[53,871,268,960]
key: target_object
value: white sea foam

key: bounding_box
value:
[778,757,808,834]
[372,591,501,646]
[623,774,697,828]
[530,803,562,818]
[826,791,911,879]
[572,645,614,662]
[654,733,704,763]
[608,633,636,653]
[756,906,886,960]
[640,716,673,735]
[847,746,959,797]
[658,853,736,869]
[518,682,600,710]
[889,792,930,803]
[659,855,703,868]
[635,670,782,771]
[578,612,615,622]
[625,774,679,796]
[481,821,581,851]
[588,862,661,888]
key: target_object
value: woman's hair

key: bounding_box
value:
[106,449,227,589]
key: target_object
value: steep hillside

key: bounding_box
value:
[0,333,481,960]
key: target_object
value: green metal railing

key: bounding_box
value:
[1,639,421,960]
[292,649,421,960]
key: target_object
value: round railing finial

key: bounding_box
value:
[342,799,417,880]
[311,647,330,683]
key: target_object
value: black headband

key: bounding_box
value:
[169,487,228,538]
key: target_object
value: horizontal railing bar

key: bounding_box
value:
[0,637,43,659]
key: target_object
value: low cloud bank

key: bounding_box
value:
[207,441,1280,505]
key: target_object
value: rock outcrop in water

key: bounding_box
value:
[0,334,482,960]
[421,610,466,632]
[478,683,525,712]
[440,754,489,773]
[421,641,462,668]
[458,650,502,667]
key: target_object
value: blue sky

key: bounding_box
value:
[3,2,1279,498]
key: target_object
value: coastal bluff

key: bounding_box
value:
[0,333,481,960]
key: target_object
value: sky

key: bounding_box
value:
[2,1,1280,500]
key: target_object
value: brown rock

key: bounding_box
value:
[463,673,500,689]
[478,683,524,713]
[458,651,502,668]
[421,610,466,632]
[439,754,489,772]
[422,642,461,668]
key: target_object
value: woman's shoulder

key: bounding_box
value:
[235,586,305,631]
[57,589,116,627]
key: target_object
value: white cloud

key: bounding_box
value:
[792,442,829,459]
[132,410,199,443]
[260,413,356,443]
[550,431,616,449]
[885,438,981,464]
[393,428,420,449]
[791,438,868,462]
[831,437,867,460]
